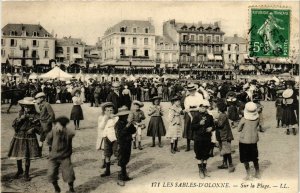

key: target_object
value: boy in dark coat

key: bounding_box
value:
[47,116,75,193]
[115,106,136,186]
[191,100,215,179]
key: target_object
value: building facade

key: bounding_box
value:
[155,35,179,69]
[223,34,248,69]
[1,23,55,70]
[163,19,225,68]
[102,20,156,67]
[55,37,85,66]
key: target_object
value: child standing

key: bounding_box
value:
[47,116,76,193]
[128,100,146,150]
[166,96,183,154]
[275,90,284,128]
[8,97,41,181]
[238,102,260,180]
[282,89,298,135]
[147,96,166,147]
[115,106,137,186]
[191,100,215,179]
[70,89,84,130]
[216,102,235,173]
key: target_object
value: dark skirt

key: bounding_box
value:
[276,106,283,120]
[194,139,211,160]
[183,112,198,140]
[123,94,132,110]
[239,142,258,163]
[227,105,239,121]
[70,105,84,120]
[282,105,297,126]
[147,116,166,137]
[8,131,41,159]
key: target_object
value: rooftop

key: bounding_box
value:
[56,37,85,47]
[2,23,53,37]
[224,34,247,44]
[104,20,155,36]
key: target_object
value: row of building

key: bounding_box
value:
[1,19,248,71]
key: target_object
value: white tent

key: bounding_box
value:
[39,66,72,80]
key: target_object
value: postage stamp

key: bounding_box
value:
[249,8,290,58]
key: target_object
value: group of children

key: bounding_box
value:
[8,84,297,192]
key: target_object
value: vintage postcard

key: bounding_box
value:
[1,1,299,193]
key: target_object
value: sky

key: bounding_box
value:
[1,1,299,47]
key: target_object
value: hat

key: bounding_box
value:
[116,106,131,116]
[282,89,293,99]
[200,100,210,107]
[170,96,181,102]
[101,102,115,111]
[132,100,144,107]
[53,116,70,127]
[244,102,259,120]
[18,97,35,105]
[35,92,46,99]
[186,84,197,91]
[151,96,162,101]
[112,82,120,88]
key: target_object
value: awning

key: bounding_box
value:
[207,53,214,60]
[214,55,222,60]
[73,54,82,59]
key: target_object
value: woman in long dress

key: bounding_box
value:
[70,89,84,130]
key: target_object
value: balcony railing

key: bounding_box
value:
[120,55,150,60]
[214,50,222,54]
[19,45,29,50]
[8,54,40,60]
[180,49,190,54]
[197,50,206,54]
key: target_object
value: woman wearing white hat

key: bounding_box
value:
[281,89,298,135]
[237,102,261,180]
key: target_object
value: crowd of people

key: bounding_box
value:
[4,74,299,192]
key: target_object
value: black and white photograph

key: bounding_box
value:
[0,1,299,193]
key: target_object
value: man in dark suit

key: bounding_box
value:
[106,82,124,113]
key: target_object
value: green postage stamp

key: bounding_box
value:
[249,8,290,58]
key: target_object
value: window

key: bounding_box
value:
[44,33,50,37]
[208,46,212,53]
[145,28,149,33]
[33,31,38,37]
[206,36,212,43]
[74,47,78,53]
[199,45,204,51]
[121,37,125,44]
[133,49,137,56]
[144,38,148,45]
[44,41,49,48]
[228,45,231,51]
[120,27,127,32]
[120,49,125,56]
[157,53,160,59]
[144,50,149,57]
[10,31,17,36]
[199,55,204,61]
[215,46,220,52]
[183,35,188,41]
[133,37,137,45]
[199,35,204,42]
[10,49,14,57]
[1,49,5,56]
[190,35,195,41]
[32,40,38,47]
[10,39,17,47]
[191,45,195,52]
[236,54,239,61]
[32,50,37,58]
[229,54,231,60]
[236,45,239,51]
[215,36,220,42]
[133,28,137,33]
[22,31,27,36]
[67,47,70,53]
[183,55,187,62]
[44,50,49,58]
[1,39,5,46]
[191,56,195,62]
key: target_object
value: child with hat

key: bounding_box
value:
[191,100,215,179]
[147,96,166,147]
[282,89,298,135]
[166,96,183,154]
[46,116,76,193]
[115,106,137,186]
[8,97,41,181]
[275,90,284,128]
[70,89,84,130]
[98,102,119,177]
[237,102,261,180]
[215,102,235,173]
[128,100,146,150]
